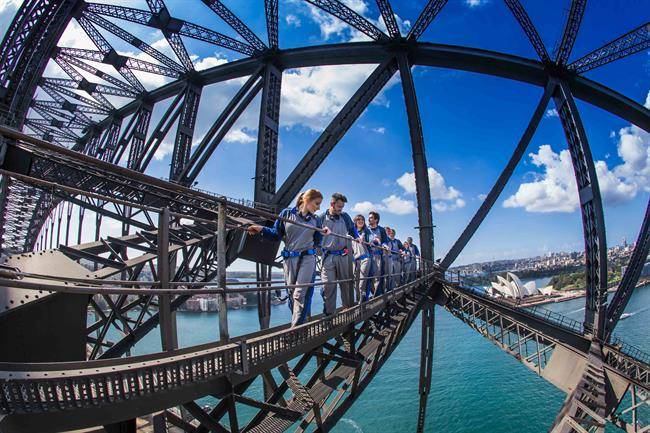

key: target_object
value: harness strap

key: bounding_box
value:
[323,248,346,256]
[281,248,316,258]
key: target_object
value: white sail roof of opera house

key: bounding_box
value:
[489,272,540,299]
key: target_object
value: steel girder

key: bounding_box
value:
[83,2,256,57]
[304,0,387,41]
[605,199,650,339]
[60,43,650,149]
[570,22,650,74]
[121,101,154,169]
[555,0,587,65]
[24,43,645,153]
[375,0,400,38]
[553,81,608,339]
[416,299,435,433]
[397,51,437,432]
[0,0,77,126]
[397,53,434,262]
[144,0,194,72]
[170,82,203,182]
[549,341,608,433]
[201,0,267,52]
[180,71,264,184]
[440,282,649,392]
[407,0,448,41]
[253,63,282,333]
[80,10,183,73]
[254,64,282,204]
[265,0,279,48]
[503,0,550,63]
[0,0,50,87]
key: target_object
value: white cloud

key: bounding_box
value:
[281,64,396,130]
[372,127,386,134]
[224,128,256,144]
[0,0,21,13]
[478,193,487,201]
[545,108,559,118]
[354,166,464,216]
[154,140,174,161]
[397,167,462,201]
[351,201,377,214]
[296,0,410,42]
[286,14,301,27]
[351,195,416,215]
[301,0,372,41]
[504,144,640,213]
[433,198,466,212]
[506,91,650,213]
[382,195,417,215]
[195,54,228,71]
[465,0,489,7]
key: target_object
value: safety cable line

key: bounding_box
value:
[0,269,433,296]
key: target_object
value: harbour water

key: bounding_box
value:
[124,284,649,432]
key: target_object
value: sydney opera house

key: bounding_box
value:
[487,272,555,300]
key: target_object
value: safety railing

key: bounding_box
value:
[525,305,584,334]
[438,272,584,335]
[0,275,426,415]
[608,336,650,366]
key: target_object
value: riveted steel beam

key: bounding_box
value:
[407,0,447,41]
[503,0,550,63]
[553,80,608,338]
[570,22,650,74]
[305,0,387,41]
[605,198,650,339]
[555,0,587,65]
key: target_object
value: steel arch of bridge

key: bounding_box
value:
[0,1,649,432]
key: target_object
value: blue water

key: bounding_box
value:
[118,285,649,432]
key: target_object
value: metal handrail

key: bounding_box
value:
[609,336,650,366]
[441,271,584,334]
[0,276,426,415]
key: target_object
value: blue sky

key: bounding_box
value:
[1,0,649,269]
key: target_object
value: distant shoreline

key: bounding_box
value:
[506,278,650,308]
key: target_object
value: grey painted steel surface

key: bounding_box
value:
[0,278,425,433]
[1,1,650,432]
[397,53,434,261]
[605,198,650,339]
[553,81,608,339]
[503,0,550,63]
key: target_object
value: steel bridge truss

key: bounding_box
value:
[442,281,649,432]
[1,1,650,433]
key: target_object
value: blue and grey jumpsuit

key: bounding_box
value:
[260,207,322,327]
[352,226,372,303]
[367,225,389,297]
[405,243,420,282]
[402,246,413,283]
[387,237,404,290]
[319,211,358,315]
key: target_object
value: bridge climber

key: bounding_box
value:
[0,0,649,432]
[249,189,418,327]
